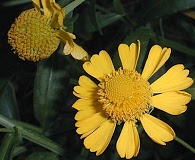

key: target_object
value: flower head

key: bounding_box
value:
[8,0,88,61]
[73,41,193,159]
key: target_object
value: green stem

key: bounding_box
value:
[174,136,195,153]
[0,114,64,155]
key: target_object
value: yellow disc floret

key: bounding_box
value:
[8,8,60,61]
[98,68,152,123]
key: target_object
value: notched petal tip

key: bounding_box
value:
[151,64,194,93]
[142,44,171,80]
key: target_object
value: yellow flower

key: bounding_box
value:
[73,41,193,159]
[8,0,88,61]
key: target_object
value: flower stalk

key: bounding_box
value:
[174,136,195,154]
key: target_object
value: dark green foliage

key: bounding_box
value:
[0,0,195,159]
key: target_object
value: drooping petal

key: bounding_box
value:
[32,0,41,9]
[140,114,175,145]
[141,45,171,80]
[116,121,140,159]
[118,41,140,70]
[151,64,194,93]
[49,1,65,28]
[63,41,89,60]
[83,51,115,81]
[84,119,116,156]
[73,76,98,99]
[76,112,107,135]
[41,0,53,19]
[151,91,191,115]
[55,30,74,47]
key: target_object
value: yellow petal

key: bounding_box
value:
[151,64,194,93]
[75,106,101,120]
[55,30,74,47]
[49,1,65,28]
[141,45,171,80]
[42,0,53,19]
[116,121,140,159]
[32,0,41,9]
[76,112,107,134]
[72,99,94,110]
[83,51,115,81]
[118,40,140,70]
[83,119,116,155]
[151,91,191,115]
[66,42,89,61]
[73,76,98,99]
[140,114,175,145]
[78,75,97,89]
[74,85,97,99]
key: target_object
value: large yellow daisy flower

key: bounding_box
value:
[73,41,193,159]
[8,0,88,61]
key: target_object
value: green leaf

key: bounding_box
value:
[63,0,85,15]
[33,54,70,132]
[142,0,195,21]
[0,133,15,160]
[0,128,20,160]
[25,152,59,160]
[0,80,19,119]
[75,11,123,33]
[186,87,195,100]
[0,114,64,155]
[0,0,31,6]
[150,35,195,57]
[113,0,125,15]
[89,0,103,35]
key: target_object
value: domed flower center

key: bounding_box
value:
[8,9,60,61]
[98,68,152,123]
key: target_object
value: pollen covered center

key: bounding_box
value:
[8,8,60,61]
[98,68,151,123]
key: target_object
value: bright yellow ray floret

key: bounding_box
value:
[72,40,193,159]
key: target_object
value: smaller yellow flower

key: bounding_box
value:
[8,0,88,61]
[73,41,193,159]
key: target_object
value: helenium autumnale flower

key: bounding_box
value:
[72,41,194,159]
[8,0,88,61]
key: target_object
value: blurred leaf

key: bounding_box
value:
[89,0,103,35]
[142,0,195,21]
[75,10,123,33]
[33,54,70,132]
[0,133,16,160]
[63,0,85,15]
[13,146,27,157]
[0,79,7,91]
[0,0,31,6]
[25,152,59,160]
[0,80,19,119]
[0,128,20,160]
[0,114,64,155]
[186,86,195,100]
[151,35,195,57]
[113,0,125,15]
